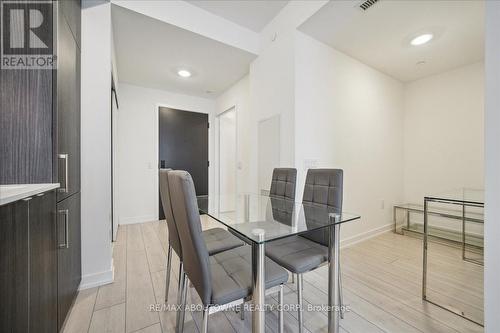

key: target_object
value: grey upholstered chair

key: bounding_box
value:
[269,168,297,200]
[159,169,244,308]
[168,170,289,333]
[265,169,345,333]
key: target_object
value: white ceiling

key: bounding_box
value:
[187,0,288,32]
[111,5,257,97]
[299,0,484,82]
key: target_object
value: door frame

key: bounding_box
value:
[155,103,212,219]
[216,106,238,213]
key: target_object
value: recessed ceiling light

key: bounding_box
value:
[177,69,191,78]
[410,33,433,46]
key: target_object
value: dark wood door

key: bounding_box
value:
[56,11,81,202]
[56,193,81,331]
[158,107,209,219]
[29,191,57,333]
[0,200,30,333]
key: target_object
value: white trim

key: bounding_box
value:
[79,264,114,290]
[119,214,158,225]
[341,222,393,249]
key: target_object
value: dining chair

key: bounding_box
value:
[159,169,245,306]
[168,170,289,333]
[269,168,297,200]
[269,168,297,283]
[265,168,345,332]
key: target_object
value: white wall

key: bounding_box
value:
[294,32,405,243]
[484,2,500,331]
[116,83,215,225]
[247,1,328,172]
[403,62,484,204]
[81,0,113,289]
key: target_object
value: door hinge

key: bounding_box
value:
[207,122,210,129]
[207,161,210,167]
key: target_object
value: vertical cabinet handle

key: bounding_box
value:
[58,209,70,249]
[58,153,69,193]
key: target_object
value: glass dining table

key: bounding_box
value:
[197,194,361,333]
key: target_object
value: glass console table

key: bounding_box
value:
[198,194,360,333]
[422,188,484,326]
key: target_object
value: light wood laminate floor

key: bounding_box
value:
[62,217,483,333]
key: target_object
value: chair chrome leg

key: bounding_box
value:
[297,273,304,333]
[178,262,184,292]
[338,227,344,320]
[278,284,284,333]
[240,304,245,320]
[292,273,295,284]
[339,266,344,320]
[176,272,188,333]
[201,306,209,333]
[165,245,173,302]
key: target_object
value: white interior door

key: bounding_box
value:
[258,115,280,194]
[218,107,237,212]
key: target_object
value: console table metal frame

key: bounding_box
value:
[394,204,484,264]
[422,196,484,326]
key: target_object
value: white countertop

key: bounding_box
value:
[0,183,60,206]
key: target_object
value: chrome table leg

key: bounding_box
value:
[422,198,428,300]
[328,215,341,333]
[462,203,466,260]
[252,229,266,333]
[278,284,284,333]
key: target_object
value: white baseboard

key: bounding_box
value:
[119,214,158,225]
[341,222,393,249]
[79,261,115,290]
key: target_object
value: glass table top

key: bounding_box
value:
[425,188,484,205]
[197,194,361,244]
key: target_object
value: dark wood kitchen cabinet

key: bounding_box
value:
[56,193,81,331]
[0,0,82,331]
[55,1,82,329]
[0,191,57,333]
[56,7,81,202]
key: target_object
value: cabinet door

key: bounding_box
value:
[56,193,81,331]
[0,64,53,185]
[29,192,57,333]
[0,200,29,333]
[56,13,80,201]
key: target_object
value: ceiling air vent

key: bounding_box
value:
[358,0,379,11]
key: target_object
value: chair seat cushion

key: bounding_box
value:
[265,236,328,274]
[203,227,245,255]
[209,246,289,306]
